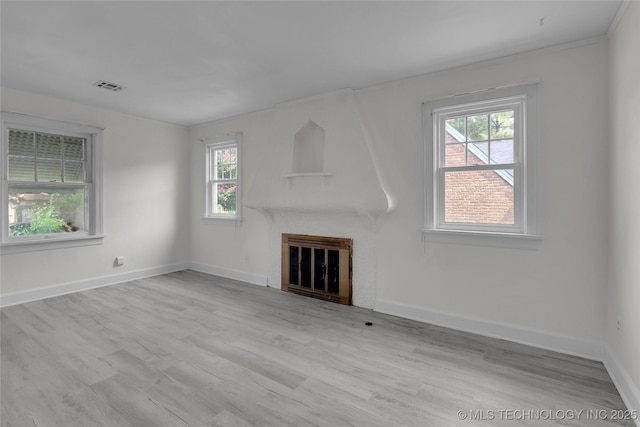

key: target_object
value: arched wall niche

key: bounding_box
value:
[292,120,325,174]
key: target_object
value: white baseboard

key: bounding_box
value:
[0,262,266,308]
[376,299,640,422]
[374,298,604,361]
[603,346,640,426]
[0,262,189,308]
[188,262,268,287]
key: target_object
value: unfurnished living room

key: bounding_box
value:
[1,1,639,426]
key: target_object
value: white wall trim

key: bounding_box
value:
[607,0,631,38]
[189,262,268,287]
[376,298,639,421]
[375,298,604,361]
[0,263,189,308]
[603,345,640,426]
[0,262,267,308]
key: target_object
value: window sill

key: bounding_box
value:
[422,229,542,249]
[1,234,105,254]
[202,216,241,222]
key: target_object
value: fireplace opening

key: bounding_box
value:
[281,234,352,305]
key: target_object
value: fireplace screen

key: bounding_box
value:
[282,234,352,305]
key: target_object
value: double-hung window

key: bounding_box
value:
[423,84,539,246]
[204,133,241,219]
[1,112,104,253]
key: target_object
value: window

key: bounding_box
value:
[423,84,539,246]
[1,112,104,252]
[204,133,241,219]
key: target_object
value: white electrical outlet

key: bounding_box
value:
[115,256,125,266]
[617,316,621,332]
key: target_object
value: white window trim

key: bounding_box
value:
[1,112,104,254]
[422,84,540,248]
[202,132,242,221]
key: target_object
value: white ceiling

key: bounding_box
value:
[1,1,622,127]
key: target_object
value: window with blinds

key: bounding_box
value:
[2,112,103,250]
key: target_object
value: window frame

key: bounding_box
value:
[203,133,241,221]
[1,112,104,253]
[423,84,540,247]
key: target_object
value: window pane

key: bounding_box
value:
[216,150,226,179]
[64,137,85,161]
[445,117,465,140]
[216,150,229,179]
[215,148,237,180]
[216,164,227,180]
[8,187,86,236]
[467,139,513,166]
[37,133,62,159]
[445,143,466,167]
[37,159,62,182]
[218,149,228,165]
[444,169,514,224]
[466,114,488,141]
[467,142,489,166]
[490,110,514,140]
[489,139,514,164]
[8,156,35,181]
[214,183,236,214]
[64,161,85,183]
[8,130,34,156]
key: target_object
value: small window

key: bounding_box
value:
[205,134,241,219]
[1,112,104,252]
[423,84,539,245]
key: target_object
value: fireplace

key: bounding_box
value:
[281,234,352,305]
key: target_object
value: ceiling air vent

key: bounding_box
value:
[92,80,126,92]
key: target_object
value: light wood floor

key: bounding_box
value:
[1,270,634,426]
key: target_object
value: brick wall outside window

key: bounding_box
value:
[443,132,514,224]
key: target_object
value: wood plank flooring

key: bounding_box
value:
[1,270,635,426]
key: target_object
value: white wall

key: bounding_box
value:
[0,87,190,297]
[608,0,640,409]
[190,38,610,345]
[189,110,271,286]
[360,38,610,343]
